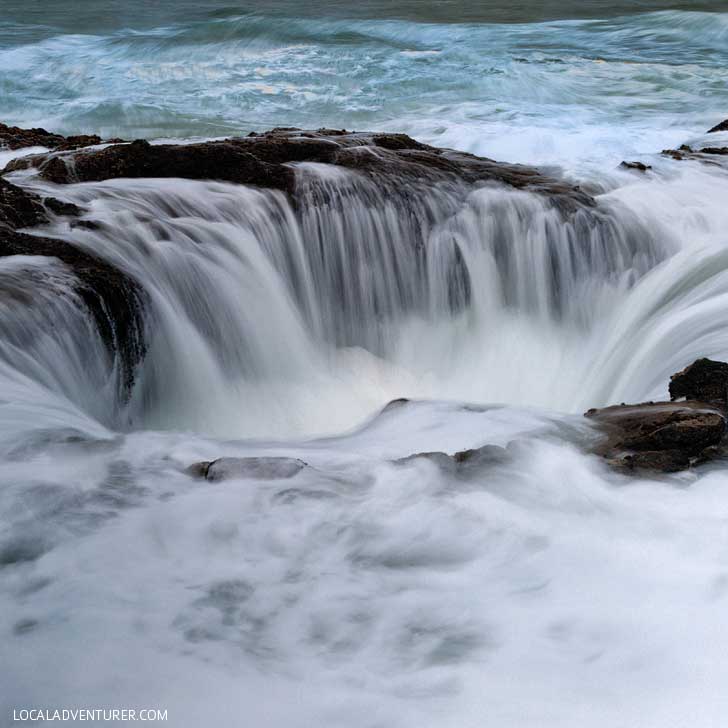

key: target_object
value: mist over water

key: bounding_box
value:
[3,2,728,727]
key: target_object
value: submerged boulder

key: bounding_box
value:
[186,456,307,482]
[394,443,510,475]
[586,358,728,473]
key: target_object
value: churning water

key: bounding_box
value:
[2,2,728,726]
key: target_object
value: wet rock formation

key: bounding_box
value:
[669,358,728,405]
[586,358,728,473]
[707,118,728,133]
[619,161,651,172]
[394,443,511,475]
[662,143,728,162]
[0,122,106,151]
[186,456,308,482]
[3,128,595,212]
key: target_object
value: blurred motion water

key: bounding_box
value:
[3,2,728,727]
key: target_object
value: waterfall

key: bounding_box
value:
[5,153,723,438]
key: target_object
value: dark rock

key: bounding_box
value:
[662,144,728,163]
[43,196,83,218]
[669,358,728,406]
[620,161,651,172]
[0,122,103,151]
[187,456,307,482]
[394,443,510,475]
[586,400,727,473]
[708,119,728,133]
[0,177,145,397]
[3,127,595,212]
[0,177,47,229]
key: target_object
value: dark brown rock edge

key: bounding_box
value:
[0,122,113,151]
[3,128,595,213]
[662,143,728,163]
[708,119,728,134]
[586,358,728,473]
[0,177,145,397]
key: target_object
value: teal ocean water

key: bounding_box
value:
[1,1,727,170]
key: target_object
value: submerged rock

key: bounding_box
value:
[187,456,307,482]
[586,359,728,473]
[394,443,510,475]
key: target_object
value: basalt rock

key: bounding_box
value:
[0,177,145,397]
[0,122,104,151]
[620,161,651,172]
[707,118,728,133]
[3,127,595,213]
[586,359,728,473]
[669,358,728,406]
[186,456,308,482]
[661,144,728,163]
[394,443,511,475]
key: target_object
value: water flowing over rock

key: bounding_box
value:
[586,358,728,472]
[3,128,595,212]
[0,176,145,401]
[187,456,307,481]
[0,121,687,432]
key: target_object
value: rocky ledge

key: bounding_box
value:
[0,122,116,151]
[586,358,728,473]
[3,127,594,212]
[662,143,728,163]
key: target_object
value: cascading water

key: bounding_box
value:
[3,2,728,727]
[1,158,689,438]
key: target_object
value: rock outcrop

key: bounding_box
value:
[586,358,728,473]
[0,122,106,151]
[707,118,728,134]
[662,143,728,163]
[620,161,651,172]
[3,128,595,213]
[669,358,728,405]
